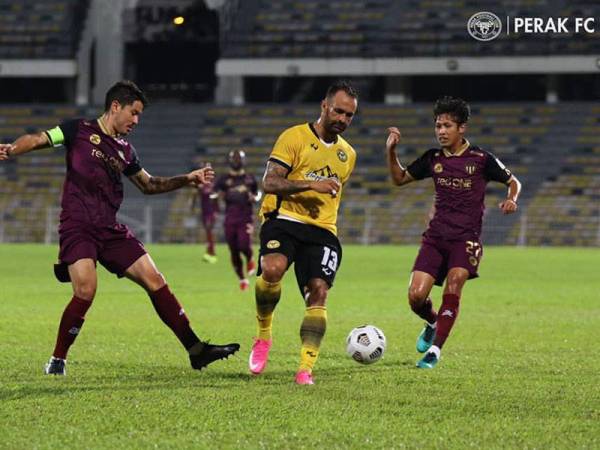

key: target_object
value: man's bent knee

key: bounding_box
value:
[261,267,285,283]
[408,288,429,310]
[260,256,286,283]
[73,283,96,301]
[145,271,166,292]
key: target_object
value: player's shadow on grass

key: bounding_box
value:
[242,358,417,384]
[2,358,421,401]
[0,375,242,402]
[0,362,253,401]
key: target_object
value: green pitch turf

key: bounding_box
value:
[0,244,598,449]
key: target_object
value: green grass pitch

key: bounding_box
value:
[0,244,598,449]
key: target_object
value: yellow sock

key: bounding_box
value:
[299,306,327,373]
[255,275,281,340]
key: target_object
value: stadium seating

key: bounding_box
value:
[0,106,86,242]
[0,0,89,58]
[158,102,598,246]
[505,109,600,246]
[220,0,600,58]
[1,102,598,246]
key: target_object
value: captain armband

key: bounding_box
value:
[45,126,65,147]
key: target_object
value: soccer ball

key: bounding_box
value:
[346,325,386,364]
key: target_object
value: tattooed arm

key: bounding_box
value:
[129,166,215,195]
[262,161,340,197]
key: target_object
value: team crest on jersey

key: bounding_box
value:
[266,240,280,249]
[434,163,443,173]
[337,149,348,162]
[310,143,318,151]
[465,163,476,175]
[90,134,101,145]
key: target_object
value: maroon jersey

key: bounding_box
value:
[407,142,512,241]
[215,172,258,225]
[48,119,142,227]
[198,183,217,218]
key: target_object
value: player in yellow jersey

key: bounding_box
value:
[248,81,358,385]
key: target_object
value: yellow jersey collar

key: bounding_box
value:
[308,122,338,145]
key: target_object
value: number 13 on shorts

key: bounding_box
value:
[321,246,338,276]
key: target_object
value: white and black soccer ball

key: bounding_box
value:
[346,325,386,364]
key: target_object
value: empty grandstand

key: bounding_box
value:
[220,0,600,58]
[0,0,598,247]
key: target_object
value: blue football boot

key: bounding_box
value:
[416,350,439,369]
[416,323,436,353]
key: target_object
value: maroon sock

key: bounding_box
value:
[149,285,200,350]
[411,297,438,324]
[433,293,460,349]
[241,247,253,262]
[206,229,215,255]
[230,251,244,279]
[52,296,92,359]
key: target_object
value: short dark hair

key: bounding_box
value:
[104,80,148,112]
[325,80,358,101]
[433,96,470,124]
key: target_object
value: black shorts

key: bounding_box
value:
[257,218,342,295]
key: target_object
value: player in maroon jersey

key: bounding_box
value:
[385,96,521,368]
[0,80,239,375]
[214,149,260,291]
[190,167,219,264]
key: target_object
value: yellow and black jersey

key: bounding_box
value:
[259,123,356,235]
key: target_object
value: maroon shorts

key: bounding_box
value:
[412,235,483,286]
[225,220,253,252]
[54,222,146,282]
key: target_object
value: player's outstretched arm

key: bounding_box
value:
[0,132,51,161]
[385,127,414,186]
[128,166,215,195]
[263,161,339,197]
[499,175,522,214]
